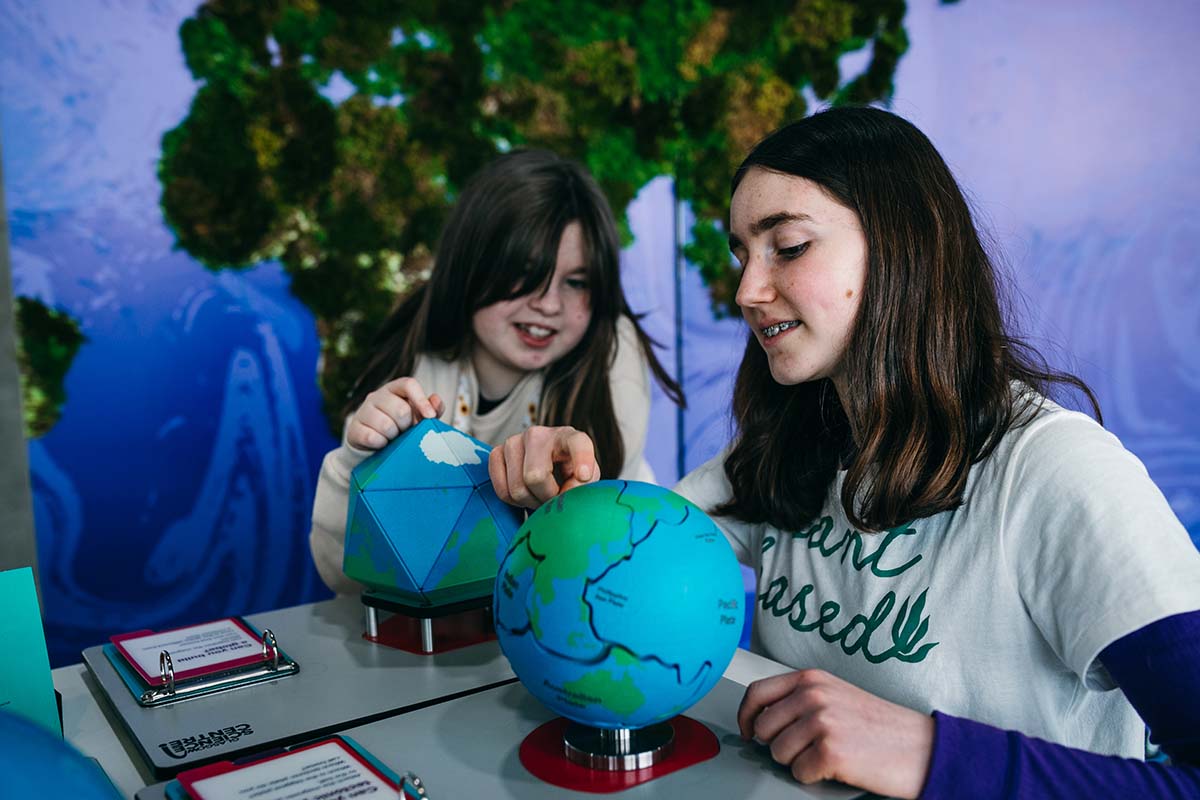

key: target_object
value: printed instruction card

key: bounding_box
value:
[178,738,397,799]
[111,618,265,684]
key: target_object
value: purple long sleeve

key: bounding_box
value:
[919,610,1200,800]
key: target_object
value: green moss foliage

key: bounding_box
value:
[14,296,86,438]
[159,0,912,431]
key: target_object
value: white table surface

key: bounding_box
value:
[54,612,791,799]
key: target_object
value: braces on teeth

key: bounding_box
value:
[763,321,801,337]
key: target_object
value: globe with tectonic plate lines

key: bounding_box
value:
[493,479,745,729]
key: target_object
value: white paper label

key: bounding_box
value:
[190,742,395,799]
[123,619,261,677]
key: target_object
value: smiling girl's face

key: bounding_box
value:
[729,168,867,395]
[469,221,593,400]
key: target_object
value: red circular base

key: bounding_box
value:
[518,716,719,793]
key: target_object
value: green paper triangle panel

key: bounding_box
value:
[343,488,419,595]
[364,486,474,589]
[480,488,525,548]
[425,489,507,594]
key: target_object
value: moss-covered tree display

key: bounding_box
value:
[14,296,86,438]
[159,0,924,430]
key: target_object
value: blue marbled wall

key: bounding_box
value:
[2,0,1196,666]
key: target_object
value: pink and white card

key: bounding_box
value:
[177,738,398,800]
[110,617,268,685]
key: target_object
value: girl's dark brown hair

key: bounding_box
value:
[345,149,683,478]
[718,106,1099,533]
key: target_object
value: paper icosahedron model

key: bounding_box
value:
[343,418,523,607]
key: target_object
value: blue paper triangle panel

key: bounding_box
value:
[353,419,476,491]
[438,425,494,487]
[344,490,419,594]
[364,486,474,588]
[405,419,492,487]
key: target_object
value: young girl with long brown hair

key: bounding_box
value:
[488,107,1200,798]
[310,149,682,594]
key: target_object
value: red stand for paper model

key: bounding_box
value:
[361,591,496,655]
[519,716,720,793]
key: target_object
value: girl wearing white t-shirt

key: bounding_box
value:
[309,149,682,595]
[488,108,1200,799]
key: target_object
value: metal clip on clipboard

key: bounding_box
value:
[135,627,299,707]
[400,771,430,799]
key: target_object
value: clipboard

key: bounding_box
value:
[104,617,298,707]
[163,735,428,800]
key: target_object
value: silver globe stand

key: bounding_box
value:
[563,722,675,771]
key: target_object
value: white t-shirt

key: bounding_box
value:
[674,398,1200,758]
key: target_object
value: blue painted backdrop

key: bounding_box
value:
[1,0,1197,667]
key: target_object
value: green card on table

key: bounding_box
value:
[0,566,60,735]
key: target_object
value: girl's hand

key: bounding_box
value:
[488,426,600,508]
[346,377,444,450]
[738,669,935,799]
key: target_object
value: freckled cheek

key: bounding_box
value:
[567,299,592,332]
[780,273,841,316]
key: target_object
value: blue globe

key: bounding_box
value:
[494,480,745,729]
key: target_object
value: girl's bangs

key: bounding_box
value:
[478,209,568,307]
